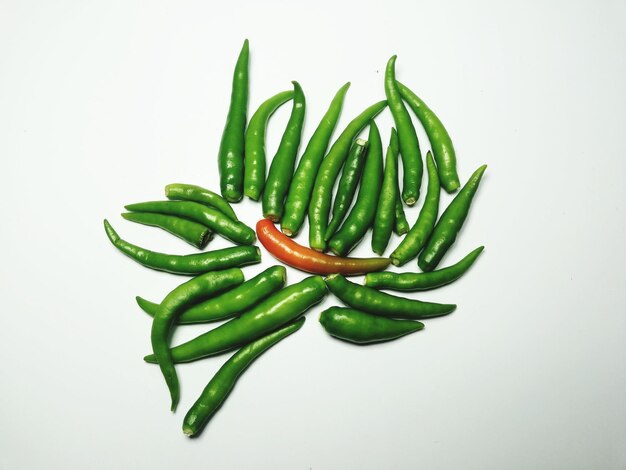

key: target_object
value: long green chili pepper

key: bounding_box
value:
[165,183,238,221]
[136,266,286,324]
[144,276,327,364]
[103,220,260,275]
[263,81,306,221]
[324,138,368,241]
[121,212,213,249]
[124,200,255,245]
[393,183,410,236]
[325,273,456,319]
[327,121,383,257]
[218,39,249,202]
[385,56,422,205]
[365,246,484,291]
[281,83,350,237]
[396,80,460,193]
[151,268,244,411]
[390,151,440,266]
[182,318,304,437]
[371,129,399,255]
[418,164,487,272]
[308,100,387,251]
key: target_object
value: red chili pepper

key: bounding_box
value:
[256,219,390,276]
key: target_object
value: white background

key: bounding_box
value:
[1,1,625,469]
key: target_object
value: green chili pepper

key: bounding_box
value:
[183,317,304,437]
[325,273,455,319]
[136,266,286,324]
[144,276,327,364]
[150,268,244,411]
[319,307,424,344]
[324,138,368,241]
[124,200,255,245]
[418,164,487,272]
[103,220,260,275]
[385,56,422,205]
[365,246,484,291]
[281,83,350,237]
[393,186,410,236]
[243,90,294,200]
[218,39,249,202]
[121,212,213,249]
[165,183,238,221]
[327,121,383,257]
[396,80,460,193]
[263,81,306,221]
[371,129,399,255]
[308,100,387,251]
[390,151,440,266]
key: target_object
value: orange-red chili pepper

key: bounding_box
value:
[256,219,390,276]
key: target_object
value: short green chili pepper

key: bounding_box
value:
[418,164,487,272]
[182,317,305,437]
[371,129,399,255]
[325,273,456,319]
[165,183,238,221]
[365,246,484,291]
[319,307,424,344]
[121,212,213,249]
[103,220,260,275]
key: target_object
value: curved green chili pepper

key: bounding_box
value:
[218,39,249,202]
[165,183,238,221]
[151,268,244,411]
[103,220,260,275]
[308,100,387,251]
[121,212,213,249]
[325,273,456,319]
[324,138,368,241]
[136,266,286,324]
[391,151,440,266]
[124,200,255,245]
[385,56,422,205]
[393,186,410,235]
[371,129,399,255]
[365,246,484,291]
[243,90,294,200]
[263,81,306,221]
[418,164,487,272]
[144,276,327,364]
[319,307,423,344]
[183,317,304,437]
[327,121,383,257]
[281,82,350,237]
[396,80,460,193]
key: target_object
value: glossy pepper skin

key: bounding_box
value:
[365,246,484,291]
[308,100,387,251]
[244,90,294,200]
[319,307,424,344]
[328,121,384,257]
[391,151,440,266]
[218,39,249,202]
[121,212,213,249]
[281,83,350,237]
[371,129,399,255]
[325,273,456,319]
[256,219,390,276]
[144,276,327,364]
[324,138,368,241]
[182,318,304,437]
[103,220,260,275]
[396,80,460,193]
[124,200,255,245]
[263,81,306,221]
[165,183,238,221]
[385,56,422,205]
[136,265,286,324]
[418,164,487,272]
[391,131,410,236]
[150,268,244,411]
